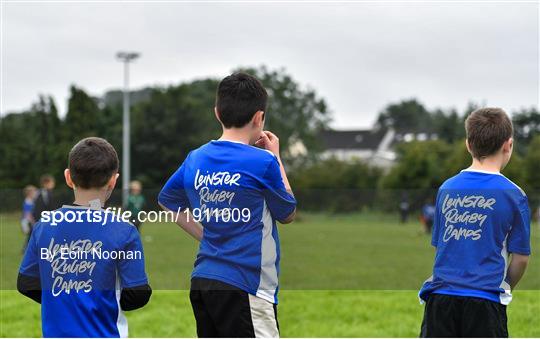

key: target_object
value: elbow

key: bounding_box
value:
[16,275,26,295]
[513,253,529,267]
[279,209,296,224]
[120,284,152,311]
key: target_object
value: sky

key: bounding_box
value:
[1,1,538,128]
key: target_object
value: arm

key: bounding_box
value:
[506,193,531,290]
[275,156,296,224]
[118,226,152,310]
[17,273,41,304]
[158,155,204,238]
[18,226,41,303]
[506,253,529,290]
[159,203,203,241]
[255,131,296,224]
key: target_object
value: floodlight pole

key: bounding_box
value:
[116,51,140,208]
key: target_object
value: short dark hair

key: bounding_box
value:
[215,72,268,128]
[68,137,119,189]
[465,107,513,159]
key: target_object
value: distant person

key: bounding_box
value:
[21,185,37,251]
[32,174,57,222]
[399,196,410,223]
[18,137,151,337]
[159,73,296,337]
[421,199,435,234]
[127,180,145,232]
[419,108,530,337]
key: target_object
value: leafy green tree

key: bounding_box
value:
[32,96,63,176]
[523,136,540,203]
[290,157,382,212]
[512,108,540,155]
[63,85,101,144]
[376,99,432,132]
[442,140,470,178]
[0,95,63,188]
[380,140,452,190]
[432,108,465,143]
[130,79,220,186]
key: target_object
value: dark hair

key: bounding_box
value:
[465,107,513,159]
[215,72,268,128]
[68,137,119,189]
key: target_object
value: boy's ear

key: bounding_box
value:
[107,173,119,190]
[64,169,75,189]
[465,139,472,155]
[214,107,223,125]
[252,110,265,127]
[503,137,514,153]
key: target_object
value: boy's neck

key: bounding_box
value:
[219,128,253,145]
[73,188,109,207]
[468,157,503,173]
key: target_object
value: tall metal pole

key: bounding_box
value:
[122,60,130,208]
[116,52,140,208]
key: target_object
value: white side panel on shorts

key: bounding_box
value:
[248,294,279,338]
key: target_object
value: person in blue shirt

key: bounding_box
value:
[420,199,436,234]
[21,185,37,251]
[419,108,530,337]
[18,137,151,338]
[159,72,297,338]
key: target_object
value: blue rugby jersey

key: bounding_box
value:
[19,205,148,337]
[419,169,531,305]
[158,140,297,304]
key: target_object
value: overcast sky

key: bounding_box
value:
[1,1,538,128]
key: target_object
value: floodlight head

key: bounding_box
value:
[116,51,140,62]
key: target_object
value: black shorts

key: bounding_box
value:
[190,278,279,338]
[420,293,508,338]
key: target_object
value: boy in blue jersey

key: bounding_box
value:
[159,72,297,338]
[419,108,530,337]
[21,185,37,251]
[18,137,151,338]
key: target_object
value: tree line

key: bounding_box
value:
[1,65,538,213]
[0,66,329,190]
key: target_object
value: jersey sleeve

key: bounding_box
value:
[158,159,191,212]
[261,156,297,222]
[431,190,442,248]
[507,193,531,255]
[19,225,40,277]
[118,226,149,288]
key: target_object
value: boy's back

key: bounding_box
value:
[420,169,530,304]
[159,73,296,338]
[18,137,151,338]
[419,107,531,338]
[20,206,148,337]
[159,140,296,303]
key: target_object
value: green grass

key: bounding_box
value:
[1,212,539,337]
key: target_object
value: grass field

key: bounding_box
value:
[1,212,539,337]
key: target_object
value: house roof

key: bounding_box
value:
[319,129,387,150]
